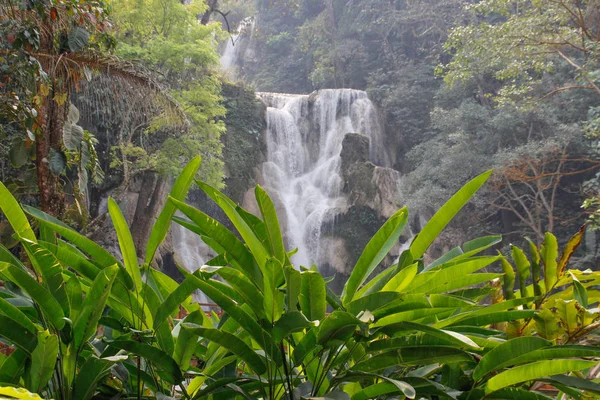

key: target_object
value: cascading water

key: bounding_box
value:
[257,89,388,268]
[220,16,256,79]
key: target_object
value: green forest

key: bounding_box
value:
[1,0,600,398]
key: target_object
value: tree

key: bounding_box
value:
[1,0,180,217]
[443,0,600,106]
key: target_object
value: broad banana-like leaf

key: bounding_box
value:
[173,310,204,369]
[0,349,27,384]
[197,181,270,271]
[272,311,314,342]
[484,360,598,394]
[473,336,551,381]
[0,314,37,354]
[170,199,261,285]
[26,330,58,394]
[110,339,183,384]
[145,156,201,265]
[72,264,119,350]
[0,387,44,400]
[342,207,408,304]
[354,347,473,372]
[381,263,418,292]
[0,262,65,330]
[72,355,128,400]
[499,255,516,300]
[511,245,531,299]
[255,185,287,264]
[317,311,364,346]
[20,239,70,315]
[182,324,267,375]
[23,206,122,271]
[0,296,39,334]
[300,271,327,321]
[263,258,284,323]
[0,181,36,242]
[410,170,492,260]
[216,266,265,319]
[108,198,142,291]
[541,232,558,291]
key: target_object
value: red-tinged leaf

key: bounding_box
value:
[557,225,585,278]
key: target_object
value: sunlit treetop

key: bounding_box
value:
[441,0,600,107]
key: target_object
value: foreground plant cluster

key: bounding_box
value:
[0,157,598,400]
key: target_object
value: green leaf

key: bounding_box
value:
[108,198,142,291]
[541,232,558,291]
[216,267,265,318]
[473,336,551,381]
[354,347,472,372]
[499,255,516,300]
[497,345,600,372]
[65,275,82,322]
[263,258,284,323]
[571,273,588,308]
[543,374,600,395]
[285,266,301,312]
[145,156,201,265]
[23,206,122,269]
[0,314,38,354]
[0,349,27,384]
[26,330,58,394]
[68,27,90,51]
[48,149,66,176]
[299,271,326,321]
[484,360,598,394]
[372,321,480,350]
[9,139,28,168]
[173,310,204,369]
[72,355,128,400]
[342,207,408,304]
[72,264,119,351]
[317,311,363,346]
[170,199,261,285]
[272,311,313,342]
[63,121,84,151]
[0,262,65,330]
[345,291,403,317]
[526,237,543,296]
[182,324,267,375]
[20,239,69,315]
[255,185,287,263]
[0,181,36,242]
[110,339,183,384]
[381,263,418,292]
[351,381,416,400]
[197,181,270,271]
[410,170,492,260]
[512,245,531,299]
[0,296,39,334]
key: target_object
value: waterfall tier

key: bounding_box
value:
[256,89,388,268]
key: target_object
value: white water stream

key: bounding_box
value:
[257,89,387,268]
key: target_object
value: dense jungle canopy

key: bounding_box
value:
[2,1,600,399]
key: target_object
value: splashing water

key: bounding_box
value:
[257,89,387,268]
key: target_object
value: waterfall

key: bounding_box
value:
[257,89,388,269]
[220,16,256,79]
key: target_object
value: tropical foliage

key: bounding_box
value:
[0,158,598,399]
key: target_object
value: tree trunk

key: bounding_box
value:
[36,82,67,217]
[131,172,168,259]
